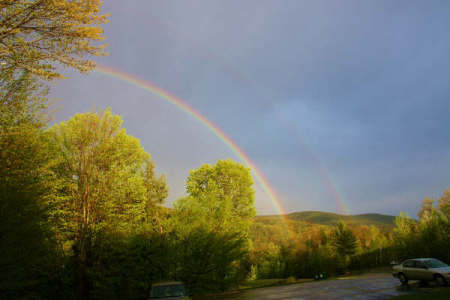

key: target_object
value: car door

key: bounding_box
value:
[414,261,433,281]
[402,260,416,279]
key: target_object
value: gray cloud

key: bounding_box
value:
[50,0,450,216]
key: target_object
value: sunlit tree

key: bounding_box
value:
[180,159,256,235]
[171,159,256,291]
[49,109,167,298]
[438,189,450,218]
[418,197,435,220]
[0,0,108,81]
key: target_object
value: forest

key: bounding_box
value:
[1,1,449,299]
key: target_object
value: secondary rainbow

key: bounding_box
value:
[95,64,289,218]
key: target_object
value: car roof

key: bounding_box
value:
[151,281,184,287]
[403,258,434,262]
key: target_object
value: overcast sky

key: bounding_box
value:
[50,0,450,216]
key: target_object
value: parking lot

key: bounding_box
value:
[199,273,419,300]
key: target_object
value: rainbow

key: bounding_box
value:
[140,14,350,215]
[95,64,290,218]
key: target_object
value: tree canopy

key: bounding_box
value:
[49,109,168,235]
[0,0,108,80]
[180,159,256,234]
[48,109,168,298]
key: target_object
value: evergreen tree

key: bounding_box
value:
[331,221,358,257]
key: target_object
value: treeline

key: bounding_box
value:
[249,194,450,280]
[249,219,391,279]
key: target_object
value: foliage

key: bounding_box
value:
[48,109,168,298]
[249,212,394,279]
[0,0,108,80]
[184,159,256,235]
[438,189,450,218]
[87,232,175,300]
[393,201,450,263]
[331,221,358,258]
[49,109,167,233]
[170,159,257,292]
[174,228,248,293]
[0,73,61,298]
[418,197,434,219]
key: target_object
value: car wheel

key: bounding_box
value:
[434,274,448,287]
[398,273,408,285]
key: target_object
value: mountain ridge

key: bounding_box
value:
[256,210,396,227]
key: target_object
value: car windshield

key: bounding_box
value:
[423,259,448,268]
[151,284,186,298]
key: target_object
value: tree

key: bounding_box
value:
[438,189,450,218]
[182,159,256,235]
[331,221,357,258]
[0,0,108,80]
[0,2,109,297]
[170,159,256,291]
[0,73,60,298]
[49,109,167,298]
[418,197,434,220]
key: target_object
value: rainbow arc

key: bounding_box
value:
[95,64,290,219]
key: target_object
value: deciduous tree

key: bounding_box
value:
[49,109,167,298]
[418,197,435,220]
[0,73,58,298]
[438,189,450,218]
[181,159,256,235]
[0,0,108,80]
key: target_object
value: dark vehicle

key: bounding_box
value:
[392,258,450,286]
[149,282,190,299]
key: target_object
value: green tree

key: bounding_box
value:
[392,212,418,260]
[1,2,109,297]
[330,221,357,272]
[0,73,61,298]
[0,0,108,80]
[181,159,256,235]
[171,159,256,292]
[331,221,358,257]
[49,109,167,298]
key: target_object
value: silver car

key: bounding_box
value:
[392,258,450,286]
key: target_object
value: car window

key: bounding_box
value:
[403,260,414,268]
[424,259,448,268]
[414,261,426,269]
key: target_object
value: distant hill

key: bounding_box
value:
[257,211,396,227]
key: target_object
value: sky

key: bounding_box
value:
[50,0,450,217]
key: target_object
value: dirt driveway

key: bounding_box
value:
[199,273,417,300]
